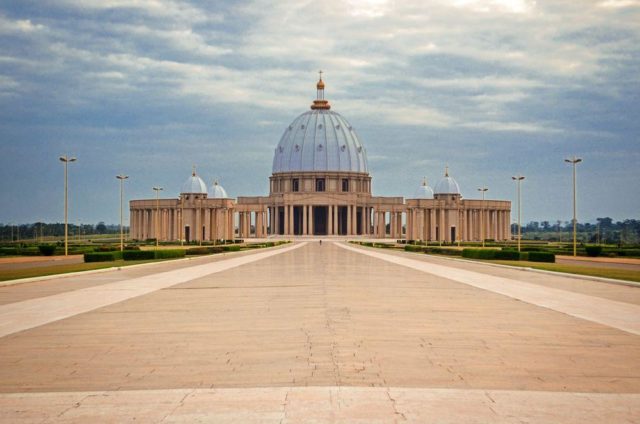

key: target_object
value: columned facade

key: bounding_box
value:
[129,76,511,242]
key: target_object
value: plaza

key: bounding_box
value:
[0,241,638,422]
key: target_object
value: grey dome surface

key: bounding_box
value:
[412,178,434,199]
[210,181,229,198]
[272,110,368,174]
[434,170,461,195]
[181,173,208,194]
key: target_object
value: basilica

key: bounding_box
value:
[129,76,511,242]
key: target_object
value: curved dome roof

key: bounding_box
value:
[412,178,434,199]
[181,171,207,194]
[434,167,461,195]
[272,77,368,174]
[210,180,228,198]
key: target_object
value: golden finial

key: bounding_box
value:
[311,71,330,110]
[422,176,428,186]
[445,165,449,177]
[317,70,325,89]
[192,164,196,176]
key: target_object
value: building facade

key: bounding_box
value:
[130,76,511,242]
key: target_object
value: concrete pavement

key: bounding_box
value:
[0,241,638,422]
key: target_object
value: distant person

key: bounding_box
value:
[319,239,322,246]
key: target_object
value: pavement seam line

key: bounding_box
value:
[337,242,640,336]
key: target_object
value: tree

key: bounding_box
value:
[96,222,107,234]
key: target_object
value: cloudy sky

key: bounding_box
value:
[0,0,638,226]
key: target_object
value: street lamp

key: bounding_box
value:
[477,187,488,248]
[179,195,184,246]
[59,155,77,256]
[116,175,129,251]
[153,186,163,249]
[511,175,525,252]
[565,156,582,257]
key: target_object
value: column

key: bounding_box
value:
[303,205,308,235]
[283,205,289,235]
[289,206,294,236]
[347,205,352,235]
[309,205,314,235]
[327,205,333,236]
[334,205,339,235]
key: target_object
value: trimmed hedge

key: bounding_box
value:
[186,247,224,255]
[462,249,498,259]
[426,247,462,256]
[404,245,425,252]
[122,249,186,260]
[84,251,123,262]
[585,245,603,257]
[0,247,18,255]
[154,249,186,259]
[38,245,56,256]
[495,250,522,260]
[528,251,555,263]
[122,250,156,260]
[222,245,242,252]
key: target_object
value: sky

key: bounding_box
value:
[0,0,639,226]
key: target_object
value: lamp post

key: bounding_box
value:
[153,186,163,249]
[116,175,129,251]
[180,196,184,246]
[564,156,582,257]
[477,187,488,248]
[511,175,525,252]
[59,155,77,256]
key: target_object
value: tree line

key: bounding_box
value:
[0,222,128,241]
[513,217,640,244]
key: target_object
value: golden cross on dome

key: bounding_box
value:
[445,165,449,177]
[192,164,196,176]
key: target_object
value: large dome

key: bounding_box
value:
[272,77,368,174]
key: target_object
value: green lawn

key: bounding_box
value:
[487,260,640,283]
[0,259,169,282]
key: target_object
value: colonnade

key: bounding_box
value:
[237,211,268,238]
[406,207,511,242]
[130,207,233,242]
[268,204,374,236]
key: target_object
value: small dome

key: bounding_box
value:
[434,167,461,195]
[210,180,228,198]
[413,177,434,199]
[181,170,208,194]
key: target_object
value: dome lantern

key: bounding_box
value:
[311,70,331,110]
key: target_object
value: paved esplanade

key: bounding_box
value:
[0,242,639,422]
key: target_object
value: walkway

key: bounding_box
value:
[0,242,638,422]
